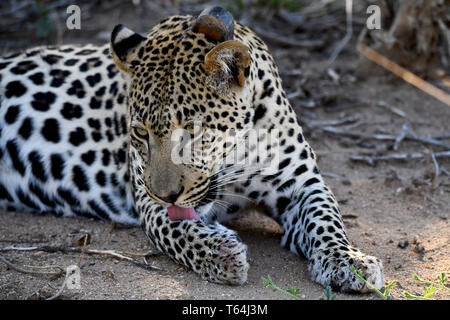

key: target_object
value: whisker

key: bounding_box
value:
[212,166,264,184]
[214,199,232,210]
[203,198,230,212]
[209,177,258,190]
[212,169,259,184]
[211,163,264,180]
[209,191,254,203]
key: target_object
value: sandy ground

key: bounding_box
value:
[1,125,449,301]
[0,166,448,301]
[0,0,449,300]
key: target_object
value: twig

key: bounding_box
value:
[351,153,424,166]
[394,122,409,150]
[320,126,390,140]
[431,153,440,179]
[328,0,353,64]
[433,134,450,140]
[122,250,162,258]
[343,119,432,130]
[322,172,344,180]
[376,101,406,118]
[0,254,63,276]
[76,233,90,267]
[408,129,450,150]
[284,69,303,77]
[320,126,450,150]
[46,273,68,300]
[327,68,340,83]
[357,43,450,107]
[350,151,450,166]
[305,115,360,128]
[438,19,450,66]
[0,245,161,271]
[286,90,302,100]
[85,249,162,271]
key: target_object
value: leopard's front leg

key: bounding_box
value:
[278,174,384,292]
[131,158,248,285]
[138,201,248,285]
[242,162,384,292]
[251,147,385,292]
[244,62,385,292]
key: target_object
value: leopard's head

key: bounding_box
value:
[110,7,254,214]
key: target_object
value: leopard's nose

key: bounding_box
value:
[154,187,184,204]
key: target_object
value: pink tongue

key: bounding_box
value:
[167,205,200,221]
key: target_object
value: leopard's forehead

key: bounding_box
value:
[127,15,250,138]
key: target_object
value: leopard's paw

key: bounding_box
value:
[308,247,384,293]
[193,227,249,285]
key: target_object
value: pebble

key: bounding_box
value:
[341,179,352,186]
[397,239,409,249]
[414,244,425,254]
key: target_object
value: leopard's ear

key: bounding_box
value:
[192,6,234,42]
[204,40,251,97]
[110,24,146,73]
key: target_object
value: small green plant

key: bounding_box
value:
[349,265,397,300]
[33,0,54,39]
[262,275,301,300]
[403,272,449,300]
[218,0,245,16]
[320,285,337,300]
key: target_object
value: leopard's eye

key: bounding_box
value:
[133,127,149,138]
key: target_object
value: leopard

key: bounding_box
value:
[0,6,384,292]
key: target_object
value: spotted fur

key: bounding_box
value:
[0,8,384,291]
